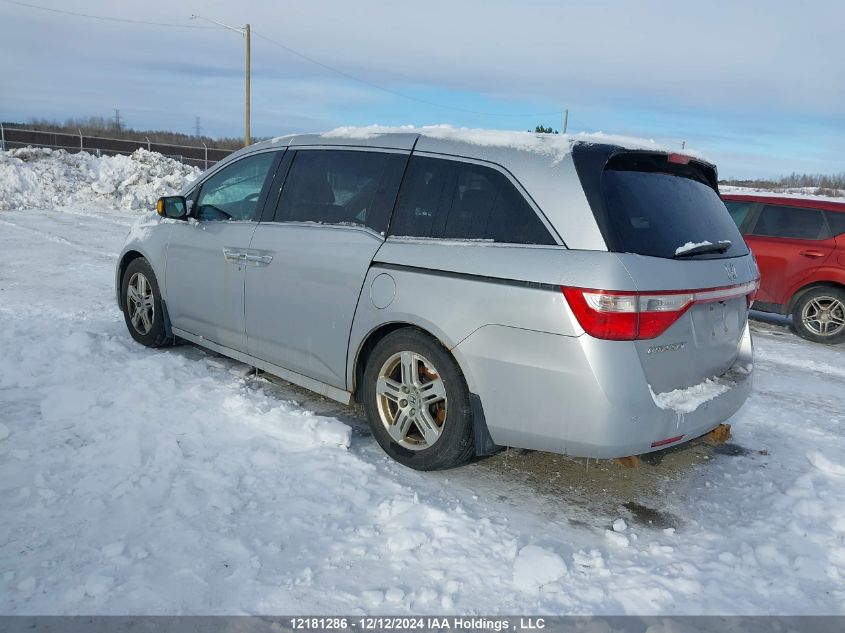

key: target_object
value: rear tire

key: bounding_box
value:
[121,257,171,348]
[362,328,475,470]
[791,287,845,345]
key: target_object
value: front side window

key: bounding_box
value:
[195,152,276,222]
[749,205,828,240]
[274,150,406,232]
[389,157,555,245]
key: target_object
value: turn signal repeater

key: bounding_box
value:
[156,198,165,216]
[561,281,759,341]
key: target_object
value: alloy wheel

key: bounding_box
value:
[375,351,448,450]
[801,295,845,337]
[126,272,155,335]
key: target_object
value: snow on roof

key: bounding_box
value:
[269,125,706,164]
[318,124,682,161]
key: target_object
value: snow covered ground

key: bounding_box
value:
[1,149,844,615]
[2,205,844,616]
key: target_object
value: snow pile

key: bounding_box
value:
[721,185,845,201]
[318,124,687,162]
[675,241,714,256]
[807,451,845,477]
[512,546,568,593]
[0,147,200,212]
[649,378,733,415]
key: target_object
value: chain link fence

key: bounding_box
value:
[0,124,236,169]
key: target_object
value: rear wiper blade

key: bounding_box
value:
[674,240,732,258]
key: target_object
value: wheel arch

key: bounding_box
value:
[350,320,499,457]
[788,280,845,313]
[350,319,481,400]
[117,250,174,339]
[352,322,439,403]
[116,250,147,310]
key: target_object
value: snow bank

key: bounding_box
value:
[721,185,845,201]
[0,147,200,212]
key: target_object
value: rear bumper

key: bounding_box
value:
[452,321,753,458]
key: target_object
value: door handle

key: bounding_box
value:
[244,253,273,265]
[222,248,272,266]
[222,248,246,264]
[799,250,825,259]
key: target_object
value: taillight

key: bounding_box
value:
[746,287,758,309]
[562,280,759,341]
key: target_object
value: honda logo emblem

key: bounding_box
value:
[724,262,738,281]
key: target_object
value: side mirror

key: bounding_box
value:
[156,196,188,219]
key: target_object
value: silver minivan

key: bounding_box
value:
[116,129,758,470]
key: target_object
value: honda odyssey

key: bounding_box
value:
[117,128,758,470]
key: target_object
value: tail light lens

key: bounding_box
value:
[562,280,759,341]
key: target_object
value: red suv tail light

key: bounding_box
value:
[561,281,759,341]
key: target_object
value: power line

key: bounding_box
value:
[251,29,562,118]
[2,0,564,119]
[0,0,215,28]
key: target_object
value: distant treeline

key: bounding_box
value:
[721,172,845,197]
[3,117,244,151]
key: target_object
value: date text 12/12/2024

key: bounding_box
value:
[289,617,547,631]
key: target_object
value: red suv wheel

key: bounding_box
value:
[792,287,845,344]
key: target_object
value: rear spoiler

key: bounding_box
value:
[572,143,718,191]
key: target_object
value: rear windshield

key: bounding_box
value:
[575,147,748,259]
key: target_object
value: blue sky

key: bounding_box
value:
[1,0,843,178]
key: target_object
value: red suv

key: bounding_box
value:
[722,194,845,344]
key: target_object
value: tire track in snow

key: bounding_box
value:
[0,217,119,259]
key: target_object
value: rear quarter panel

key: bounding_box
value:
[345,240,637,392]
[786,261,845,309]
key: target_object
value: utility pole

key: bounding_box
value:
[245,23,251,147]
[563,109,569,135]
[191,15,251,147]
[195,116,202,138]
[113,109,122,134]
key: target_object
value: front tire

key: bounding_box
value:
[791,287,845,345]
[362,328,475,470]
[121,257,170,348]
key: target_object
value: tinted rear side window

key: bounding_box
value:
[825,211,845,237]
[274,150,406,233]
[724,200,754,229]
[389,156,555,245]
[574,147,747,259]
[749,205,827,240]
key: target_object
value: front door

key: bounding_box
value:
[165,151,279,352]
[245,148,408,388]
